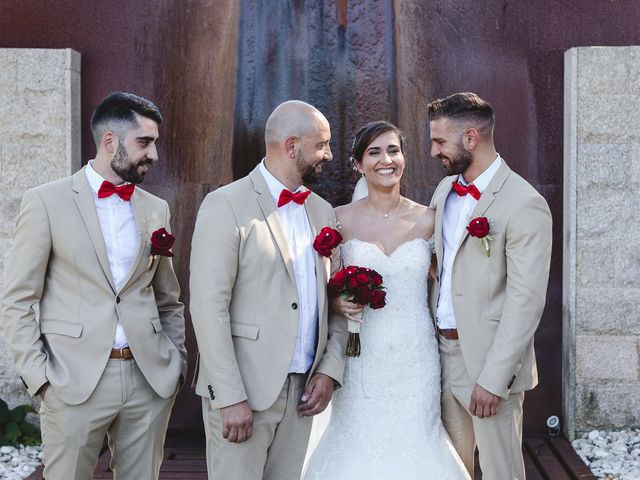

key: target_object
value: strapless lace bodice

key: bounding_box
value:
[303,237,469,480]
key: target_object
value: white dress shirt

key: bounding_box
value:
[85,162,140,348]
[259,160,318,374]
[436,154,503,330]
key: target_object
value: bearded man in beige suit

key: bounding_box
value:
[190,100,347,480]
[428,92,552,480]
[1,92,186,480]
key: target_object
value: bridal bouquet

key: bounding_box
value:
[328,266,386,357]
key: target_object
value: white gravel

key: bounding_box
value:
[0,445,42,480]
[572,429,640,480]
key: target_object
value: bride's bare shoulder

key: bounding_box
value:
[335,200,365,222]
[402,197,435,237]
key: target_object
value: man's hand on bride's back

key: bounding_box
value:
[298,373,335,417]
[330,295,365,322]
[220,400,253,443]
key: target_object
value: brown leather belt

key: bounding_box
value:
[109,347,134,360]
[438,328,459,340]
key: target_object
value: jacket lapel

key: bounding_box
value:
[434,177,455,271]
[118,190,148,293]
[304,194,330,327]
[249,167,297,286]
[72,168,116,293]
[456,162,511,250]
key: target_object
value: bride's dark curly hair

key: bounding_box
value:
[350,121,406,169]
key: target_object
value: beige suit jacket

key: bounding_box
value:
[1,167,187,405]
[190,165,347,411]
[430,162,552,398]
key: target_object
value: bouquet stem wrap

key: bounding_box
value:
[346,315,362,357]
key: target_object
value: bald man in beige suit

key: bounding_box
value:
[1,92,186,480]
[428,93,552,480]
[190,100,347,480]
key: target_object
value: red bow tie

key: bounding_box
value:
[277,189,311,208]
[452,181,481,201]
[98,180,135,201]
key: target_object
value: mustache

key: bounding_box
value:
[136,158,153,167]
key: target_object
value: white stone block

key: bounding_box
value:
[578,95,640,144]
[576,335,638,381]
[578,47,630,96]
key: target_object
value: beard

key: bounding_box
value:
[110,142,152,184]
[440,138,472,176]
[295,148,322,185]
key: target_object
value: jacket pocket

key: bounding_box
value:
[151,317,163,333]
[40,319,83,338]
[230,322,260,340]
[485,314,501,322]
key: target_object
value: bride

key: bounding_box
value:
[303,121,469,479]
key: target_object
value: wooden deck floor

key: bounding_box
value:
[27,435,595,479]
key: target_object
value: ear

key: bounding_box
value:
[284,136,297,158]
[464,128,480,150]
[101,131,118,154]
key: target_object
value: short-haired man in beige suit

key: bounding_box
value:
[1,92,186,480]
[428,92,552,479]
[190,100,347,480]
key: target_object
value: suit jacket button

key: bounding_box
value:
[116,296,121,304]
[291,303,298,310]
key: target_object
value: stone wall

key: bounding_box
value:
[564,46,640,438]
[0,48,81,408]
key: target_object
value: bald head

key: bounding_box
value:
[265,100,329,147]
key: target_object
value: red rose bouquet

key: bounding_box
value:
[328,265,386,357]
[466,216,492,256]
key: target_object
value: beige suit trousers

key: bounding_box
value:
[439,336,525,480]
[40,359,176,480]
[202,373,312,480]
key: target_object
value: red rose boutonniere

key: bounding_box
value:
[466,217,493,256]
[313,226,343,257]
[148,228,175,269]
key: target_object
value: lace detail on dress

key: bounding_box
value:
[303,238,469,480]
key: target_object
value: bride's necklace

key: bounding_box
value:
[366,198,402,219]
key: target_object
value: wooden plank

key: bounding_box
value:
[547,437,598,479]
[27,435,595,480]
[525,437,573,480]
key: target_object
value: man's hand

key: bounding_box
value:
[298,373,335,417]
[469,384,500,418]
[37,382,49,401]
[220,400,253,443]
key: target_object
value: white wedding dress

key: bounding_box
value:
[303,238,470,480]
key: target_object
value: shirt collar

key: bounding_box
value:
[258,159,305,206]
[85,161,107,194]
[85,160,132,196]
[458,154,502,193]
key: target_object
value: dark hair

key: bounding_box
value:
[90,92,163,145]
[427,92,494,132]
[351,121,406,165]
